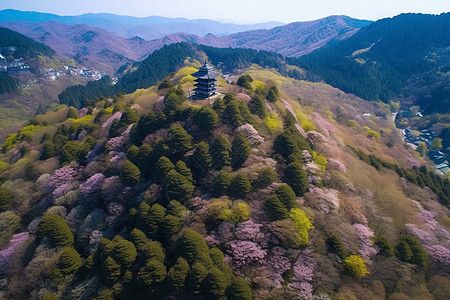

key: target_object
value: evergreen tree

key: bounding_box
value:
[395,240,413,262]
[67,106,79,119]
[153,156,175,183]
[145,204,166,239]
[162,214,182,236]
[228,174,251,199]
[274,184,297,210]
[266,86,280,102]
[121,160,141,186]
[196,106,219,132]
[212,98,226,115]
[103,256,121,282]
[212,171,233,197]
[0,186,13,211]
[326,235,347,259]
[167,200,185,217]
[175,160,194,183]
[237,74,253,89]
[163,86,185,117]
[222,100,243,128]
[38,214,74,247]
[189,141,212,179]
[374,236,394,257]
[174,229,212,266]
[210,135,231,170]
[227,276,252,300]
[166,124,193,160]
[285,161,308,197]
[231,133,252,170]
[55,247,82,276]
[265,194,289,220]
[248,95,268,118]
[131,228,148,250]
[203,267,228,299]
[253,167,278,189]
[137,259,167,286]
[165,169,194,203]
[167,257,189,290]
[210,248,225,266]
[142,240,165,263]
[112,235,137,268]
[186,262,208,295]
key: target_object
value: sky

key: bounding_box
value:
[0,0,449,24]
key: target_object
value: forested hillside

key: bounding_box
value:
[0,54,449,299]
[293,13,450,113]
[0,27,55,59]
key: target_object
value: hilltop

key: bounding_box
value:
[0,52,449,299]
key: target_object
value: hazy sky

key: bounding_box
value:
[1,0,449,23]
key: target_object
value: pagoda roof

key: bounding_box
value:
[191,61,220,79]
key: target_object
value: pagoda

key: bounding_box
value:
[191,61,220,99]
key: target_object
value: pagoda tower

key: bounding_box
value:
[191,61,220,99]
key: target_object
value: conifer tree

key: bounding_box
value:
[253,167,278,189]
[222,100,243,128]
[228,174,251,199]
[265,194,289,220]
[228,276,252,300]
[212,171,233,197]
[38,214,74,247]
[145,204,166,239]
[153,156,174,183]
[67,106,79,119]
[163,214,182,236]
[203,267,228,299]
[266,86,280,102]
[103,256,121,282]
[186,262,208,295]
[137,259,167,286]
[121,160,141,186]
[196,106,219,132]
[165,169,194,203]
[237,74,253,89]
[212,98,226,115]
[174,229,212,266]
[285,161,308,197]
[0,186,13,211]
[274,184,297,210]
[175,160,194,183]
[131,228,148,251]
[189,141,212,179]
[248,95,268,118]
[168,257,189,290]
[210,135,231,170]
[142,240,165,263]
[55,247,83,276]
[166,124,193,160]
[40,143,56,160]
[112,235,137,268]
[231,133,252,170]
[167,200,185,217]
[326,235,347,259]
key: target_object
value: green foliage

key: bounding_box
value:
[174,229,212,266]
[164,169,194,203]
[137,259,167,286]
[0,186,13,211]
[0,73,18,94]
[130,112,168,145]
[189,141,212,179]
[265,194,290,220]
[228,276,252,300]
[237,74,253,89]
[54,247,82,278]
[163,214,182,236]
[38,214,74,247]
[196,106,219,132]
[222,100,244,128]
[343,255,369,280]
[210,248,225,266]
[142,240,165,263]
[166,124,193,160]
[231,133,252,170]
[153,156,175,183]
[248,95,268,118]
[167,200,186,217]
[120,107,138,126]
[67,106,79,119]
[163,86,185,117]
[367,129,381,141]
[43,293,58,300]
[168,257,189,290]
[40,142,56,160]
[0,27,55,58]
[285,161,309,197]
[210,135,231,170]
[186,262,208,295]
[253,167,278,190]
[212,171,233,197]
[131,228,148,250]
[274,128,311,162]
[112,235,137,268]
[212,98,226,115]
[374,236,394,257]
[266,86,280,102]
[103,256,121,282]
[326,235,347,259]
[396,235,428,268]
[203,267,228,299]
[121,160,141,186]
[289,208,313,247]
[431,138,443,150]
[228,174,251,199]
[175,160,194,183]
[274,184,297,210]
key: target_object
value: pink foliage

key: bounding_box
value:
[406,155,421,169]
[46,166,78,198]
[109,151,126,164]
[417,209,438,231]
[102,111,122,130]
[236,93,251,102]
[306,130,328,146]
[307,187,340,213]
[327,158,347,173]
[78,107,89,118]
[52,183,73,199]
[281,99,297,122]
[80,173,106,194]
[265,247,291,283]
[106,202,125,216]
[227,240,267,267]
[107,136,127,152]
[144,128,169,145]
[427,245,450,267]
[312,112,335,136]
[217,222,236,244]
[0,232,30,268]
[235,220,264,241]
[293,248,316,282]
[89,230,102,245]
[353,223,377,260]
[405,223,437,245]
[205,234,221,247]
[287,281,314,300]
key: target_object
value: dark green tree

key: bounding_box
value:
[196,106,219,132]
[203,267,228,299]
[228,174,251,199]
[374,236,394,257]
[166,124,193,160]
[167,200,185,217]
[112,235,137,268]
[396,240,413,262]
[38,214,74,247]
[174,229,212,266]
[231,133,252,170]
[167,257,189,290]
[103,256,121,282]
[131,228,148,250]
[165,169,194,203]
[162,214,182,236]
[186,262,208,295]
[237,74,253,89]
[274,184,297,210]
[265,194,289,220]
[67,106,79,119]
[210,135,231,170]
[266,86,280,102]
[0,186,13,211]
[137,259,167,287]
[163,86,185,116]
[142,240,165,263]
[326,235,347,259]
[227,276,252,300]
[285,161,308,197]
[248,95,267,118]
[153,156,175,183]
[210,248,225,266]
[212,98,226,115]
[121,160,141,186]
[189,141,212,179]
[212,171,233,197]
[175,160,194,183]
[253,167,278,189]
[222,100,243,128]
[55,247,82,276]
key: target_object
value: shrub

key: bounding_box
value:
[343,255,369,280]
[367,130,381,141]
[0,186,13,211]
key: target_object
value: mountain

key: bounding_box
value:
[0,9,284,40]
[0,44,449,299]
[294,13,450,114]
[0,15,370,74]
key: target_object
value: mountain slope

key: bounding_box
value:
[294,13,450,113]
[0,9,283,40]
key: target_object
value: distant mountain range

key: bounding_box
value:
[0,13,370,74]
[0,9,284,40]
